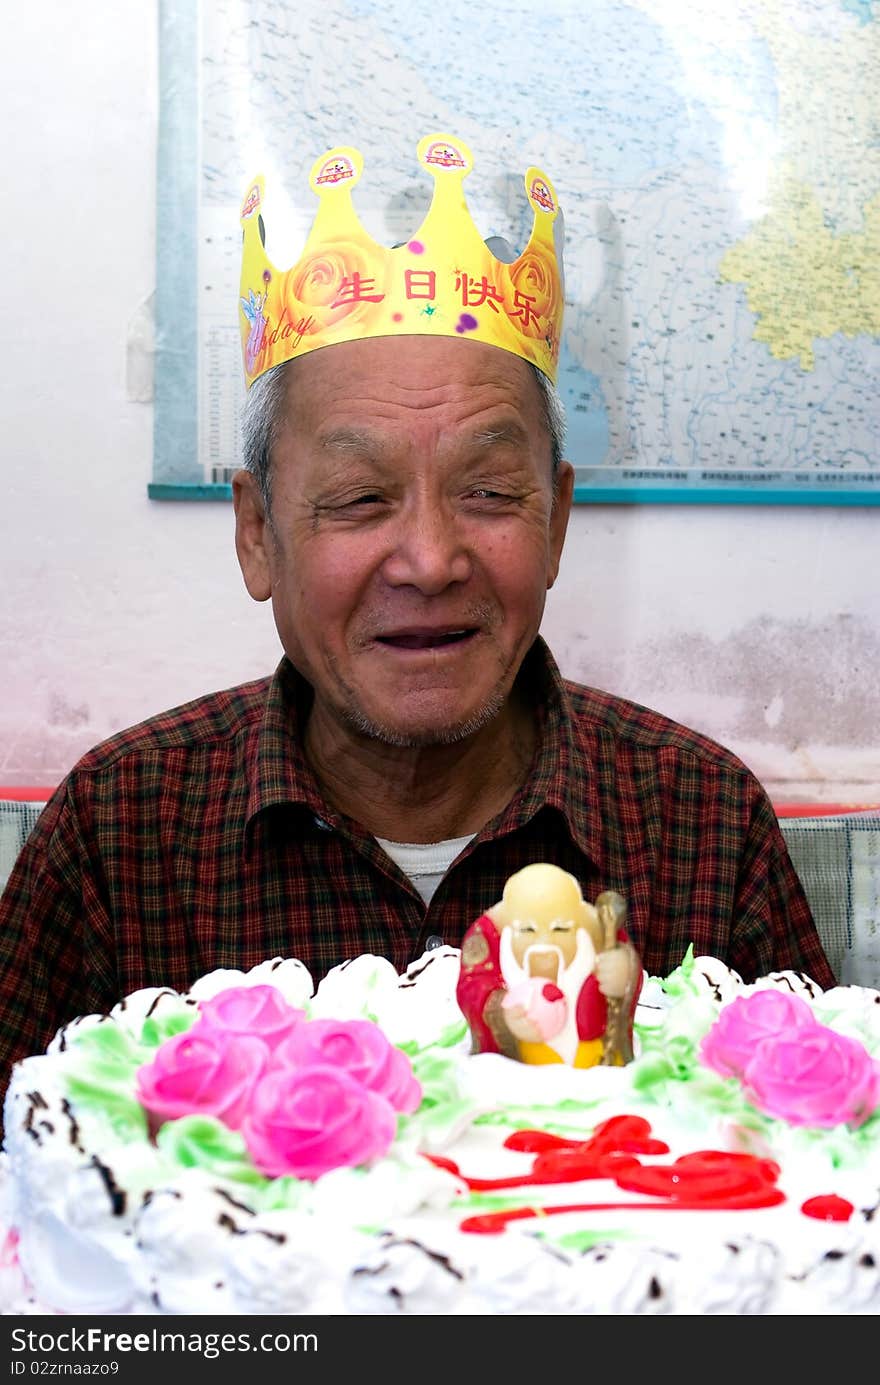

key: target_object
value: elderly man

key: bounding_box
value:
[0,133,834,1119]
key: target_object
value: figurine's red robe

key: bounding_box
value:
[456,912,638,1061]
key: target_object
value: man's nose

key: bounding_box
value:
[381,496,473,593]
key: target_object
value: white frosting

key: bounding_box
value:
[307,954,402,1022]
[187,957,315,1008]
[569,1242,678,1315]
[226,1210,364,1315]
[132,1178,253,1315]
[345,1230,471,1315]
[2,949,880,1316]
[790,1239,880,1314]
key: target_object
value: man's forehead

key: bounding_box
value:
[284,333,540,403]
[315,417,534,456]
[276,338,548,458]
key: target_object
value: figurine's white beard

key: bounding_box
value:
[499,928,596,1064]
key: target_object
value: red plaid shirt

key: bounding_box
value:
[0,638,834,1116]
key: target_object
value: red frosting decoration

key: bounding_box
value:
[801,1194,855,1223]
[423,1112,788,1234]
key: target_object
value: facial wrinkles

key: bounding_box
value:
[316,416,535,470]
[315,367,524,421]
[312,359,542,452]
[271,341,555,526]
[309,430,548,528]
[271,344,554,597]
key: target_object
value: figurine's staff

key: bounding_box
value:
[596,890,636,1066]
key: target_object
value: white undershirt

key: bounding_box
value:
[375,833,476,905]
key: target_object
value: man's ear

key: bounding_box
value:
[547,459,574,590]
[232,469,273,602]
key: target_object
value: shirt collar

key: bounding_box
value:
[500,636,604,870]
[245,657,327,831]
[245,638,603,868]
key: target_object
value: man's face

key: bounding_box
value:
[233,335,573,748]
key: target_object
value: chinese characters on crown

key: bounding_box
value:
[239,133,564,388]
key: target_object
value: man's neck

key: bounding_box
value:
[303,695,536,844]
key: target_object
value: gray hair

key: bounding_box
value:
[240,354,566,514]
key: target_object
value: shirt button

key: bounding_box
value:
[425,934,445,951]
[313,815,333,831]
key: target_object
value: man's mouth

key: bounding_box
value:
[376,628,477,650]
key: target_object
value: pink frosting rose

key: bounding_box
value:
[136,1026,269,1130]
[196,985,305,1052]
[241,1064,398,1179]
[742,1027,880,1128]
[700,989,819,1079]
[272,1018,421,1114]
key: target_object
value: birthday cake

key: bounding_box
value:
[2,944,880,1317]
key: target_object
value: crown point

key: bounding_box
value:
[524,167,559,220]
[417,133,474,179]
[309,146,363,195]
[240,178,264,224]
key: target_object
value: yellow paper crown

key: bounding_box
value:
[239,133,564,389]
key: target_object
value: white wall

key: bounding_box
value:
[2,1,878,804]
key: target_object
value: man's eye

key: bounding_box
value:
[341,492,385,508]
[315,493,388,520]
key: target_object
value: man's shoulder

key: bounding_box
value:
[72,674,274,775]
[561,678,754,775]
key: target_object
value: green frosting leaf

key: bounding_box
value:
[407,1048,465,1107]
[66,1022,151,1071]
[260,1175,312,1211]
[156,1115,269,1190]
[461,1191,535,1211]
[63,1026,153,1139]
[556,1228,631,1251]
[139,1008,199,1049]
[474,1098,606,1138]
[64,1076,149,1141]
[657,944,700,998]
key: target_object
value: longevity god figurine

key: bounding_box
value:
[456,864,643,1068]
